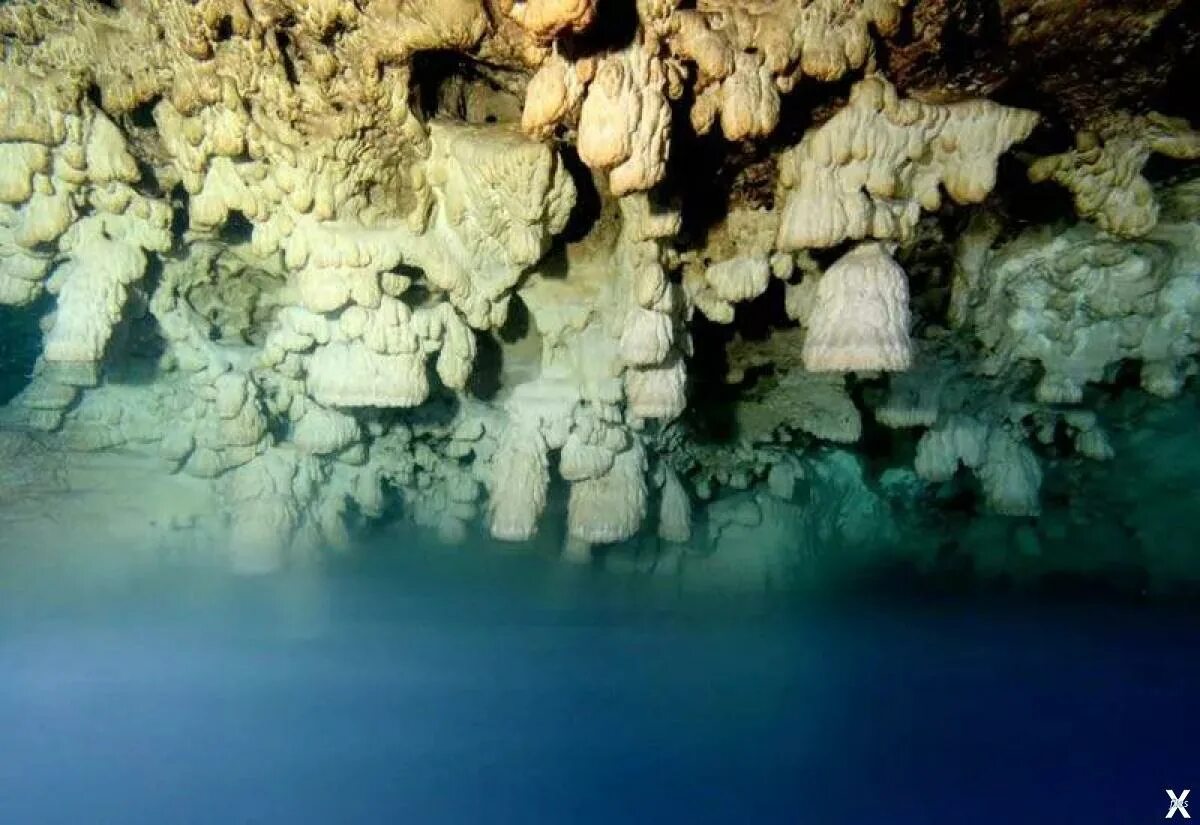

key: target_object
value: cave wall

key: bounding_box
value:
[0,0,1198,589]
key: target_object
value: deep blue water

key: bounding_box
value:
[0,543,1197,825]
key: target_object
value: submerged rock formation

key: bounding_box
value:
[0,0,1198,592]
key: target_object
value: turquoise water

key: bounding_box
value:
[0,303,42,405]
[4,273,1200,822]
[2,3,1199,819]
[1,542,1196,824]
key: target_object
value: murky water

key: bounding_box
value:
[1,541,1196,824]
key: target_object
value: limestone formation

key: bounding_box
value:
[776,76,1039,250]
[953,201,1200,403]
[1029,113,1200,238]
[802,242,912,373]
[0,0,1197,591]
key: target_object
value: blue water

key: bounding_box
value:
[0,302,44,405]
[1,543,1196,825]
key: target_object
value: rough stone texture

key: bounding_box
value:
[883,1,1196,120]
[0,0,1198,590]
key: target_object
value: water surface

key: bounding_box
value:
[1,542,1196,824]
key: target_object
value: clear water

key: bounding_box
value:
[0,303,43,405]
[2,541,1196,824]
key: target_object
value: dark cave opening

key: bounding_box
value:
[681,312,739,443]
[214,15,234,42]
[1105,360,1152,400]
[727,277,795,341]
[105,256,167,385]
[939,2,1004,76]
[0,296,50,405]
[991,152,1078,232]
[400,281,432,307]
[497,294,531,344]
[1145,0,1200,125]
[468,332,503,402]
[275,30,298,85]
[666,70,861,245]
[2,298,45,406]
[1144,152,1200,186]
[319,19,350,48]
[558,145,602,244]
[169,183,190,238]
[851,374,909,474]
[411,50,467,119]
[85,82,104,111]
[668,125,760,245]
[134,159,163,198]
[409,50,523,125]
[218,210,255,245]
[556,0,639,58]
[127,95,161,129]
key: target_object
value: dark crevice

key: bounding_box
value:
[729,278,794,343]
[403,283,433,307]
[468,332,502,401]
[218,210,254,245]
[1145,1,1200,123]
[169,183,190,238]
[319,19,349,47]
[0,294,53,405]
[992,151,1077,230]
[275,30,298,85]
[127,95,161,129]
[939,1,1003,75]
[890,1,921,48]
[557,0,638,58]
[106,256,167,380]
[680,312,738,443]
[134,159,163,198]
[1143,152,1200,185]
[497,295,530,344]
[410,50,522,124]
[850,375,901,473]
[558,145,602,243]
[85,82,104,110]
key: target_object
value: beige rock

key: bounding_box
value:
[802,242,912,373]
[568,442,647,544]
[308,343,430,409]
[505,0,596,40]
[1029,112,1200,238]
[657,465,691,544]
[777,77,1037,249]
[488,423,550,541]
[625,355,687,421]
[578,48,672,196]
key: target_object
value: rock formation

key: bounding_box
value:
[0,0,1198,592]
